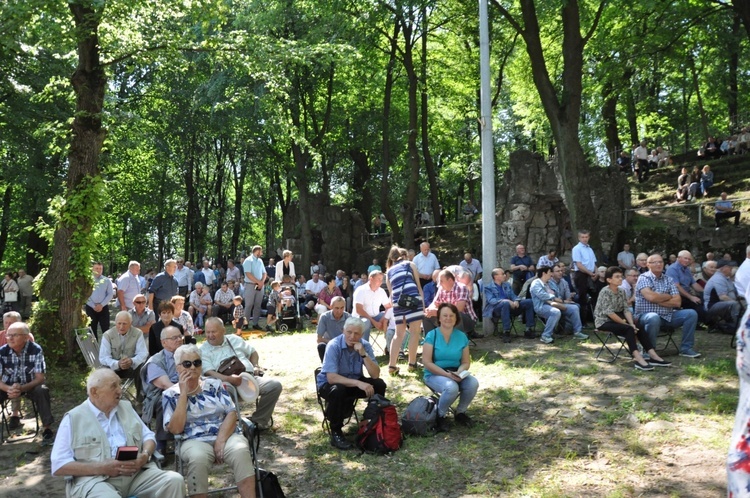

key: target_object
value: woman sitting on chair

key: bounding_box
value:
[163,344,256,498]
[594,267,671,372]
[422,303,479,432]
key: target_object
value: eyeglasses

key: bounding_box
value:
[5,334,28,339]
[164,336,183,342]
[647,261,664,265]
[134,300,146,304]
[180,359,202,368]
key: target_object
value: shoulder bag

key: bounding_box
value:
[217,338,247,376]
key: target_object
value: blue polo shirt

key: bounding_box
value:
[665,262,695,290]
[242,254,266,284]
[316,334,375,390]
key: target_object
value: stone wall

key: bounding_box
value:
[281,194,371,274]
[495,150,631,267]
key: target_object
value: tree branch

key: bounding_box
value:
[582,0,607,46]
[489,0,524,35]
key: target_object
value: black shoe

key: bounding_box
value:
[42,428,55,446]
[330,431,353,450]
[454,412,475,428]
[503,332,511,343]
[634,362,654,371]
[436,415,451,433]
[8,416,20,430]
[524,329,536,339]
[252,324,263,331]
[648,358,672,367]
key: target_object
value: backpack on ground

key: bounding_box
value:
[356,394,402,454]
[401,395,438,436]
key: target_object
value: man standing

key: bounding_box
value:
[0,322,55,444]
[413,242,440,289]
[173,258,193,297]
[510,244,535,296]
[50,369,184,498]
[635,254,700,358]
[265,258,276,280]
[316,318,385,450]
[483,268,535,342]
[148,259,178,314]
[666,250,707,326]
[715,192,741,229]
[633,140,649,183]
[571,230,596,324]
[459,252,483,282]
[316,296,350,361]
[225,259,241,285]
[243,245,267,330]
[200,260,216,293]
[201,318,282,430]
[16,269,34,319]
[351,271,392,342]
[617,244,635,269]
[704,260,741,331]
[85,262,113,339]
[100,311,149,399]
[117,261,142,311]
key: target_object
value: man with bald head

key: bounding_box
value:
[100,311,148,399]
[413,242,440,289]
[666,250,708,326]
[0,322,54,443]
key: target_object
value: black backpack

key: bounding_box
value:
[356,394,402,454]
[401,395,439,436]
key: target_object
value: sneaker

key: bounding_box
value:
[454,412,475,428]
[330,431,353,450]
[634,362,654,371]
[540,335,554,344]
[641,352,651,361]
[8,416,20,430]
[648,358,672,367]
[524,329,536,339]
[573,331,589,340]
[680,349,702,358]
[42,428,55,446]
[436,415,451,433]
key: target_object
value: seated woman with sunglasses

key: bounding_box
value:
[163,344,256,498]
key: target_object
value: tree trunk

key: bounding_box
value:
[601,80,620,167]
[625,86,638,146]
[229,148,247,259]
[37,0,107,362]
[380,22,402,244]
[420,7,441,234]
[728,14,740,127]
[401,21,420,250]
[689,54,709,139]
[350,147,372,231]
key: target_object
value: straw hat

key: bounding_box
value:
[236,372,260,403]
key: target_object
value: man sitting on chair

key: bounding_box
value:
[141,326,183,454]
[316,317,386,450]
[0,322,54,444]
[50,368,184,498]
[483,268,535,342]
[99,311,149,400]
[200,317,282,431]
[316,296,350,361]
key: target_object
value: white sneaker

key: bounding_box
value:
[540,335,554,344]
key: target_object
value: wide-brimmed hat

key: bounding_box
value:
[237,372,260,402]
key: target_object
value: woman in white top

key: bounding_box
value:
[274,250,296,283]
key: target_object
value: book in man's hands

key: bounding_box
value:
[115,446,139,461]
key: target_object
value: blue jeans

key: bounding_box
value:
[359,312,385,342]
[638,309,697,353]
[424,374,479,417]
[491,299,535,332]
[536,304,582,339]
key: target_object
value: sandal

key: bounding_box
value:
[408,363,420,372]
[388,366,400,376]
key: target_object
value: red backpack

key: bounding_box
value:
[356,394,402,454]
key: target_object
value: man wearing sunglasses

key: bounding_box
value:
[142,326,183,454]
[200,317,282,431]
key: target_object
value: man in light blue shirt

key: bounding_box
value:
[571,230,596,325]
[413,242,440,288]
[86,262,113,338]
[243,245,267,330]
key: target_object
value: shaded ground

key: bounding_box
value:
[0,320,736,497]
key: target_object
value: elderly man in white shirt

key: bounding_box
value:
[50,368,184,498]
[99,311,149,400]
[351,271,392,342]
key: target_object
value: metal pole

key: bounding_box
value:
[698,203,702,226]
[479,0,497,337]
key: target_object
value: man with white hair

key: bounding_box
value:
[666,250,708,326]
[117,261,142,311]
[413,242,440,289]
[100,311,148,399]
[704,260,742,331]
[735,244,750,301]
[51,368,185,497]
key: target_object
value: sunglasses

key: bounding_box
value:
[180,359,202,368]
[134,301,146,304]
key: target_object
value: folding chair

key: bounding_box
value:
[655,324,679,355]
[75,327,137,403]
[369,327,385,355]
[1,396,39,443]
[314,367,358,435]
[592,329,631,363]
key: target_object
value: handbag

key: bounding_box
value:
[256,468,286,498]
[217,339,246,376]
[3,291,17,303]
[396,261,420,310]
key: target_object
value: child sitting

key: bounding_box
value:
[231,295,245,336]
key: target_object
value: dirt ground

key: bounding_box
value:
[0,325,735,497]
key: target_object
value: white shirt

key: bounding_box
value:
[174,266,193,287]
[305,279,326,296]
[274,260,296,282]
[634,145,649,160]
[736,258,750,301]
[200,334,257,372]
[617,251,635,269]
[50,399,155,475]
[352,284,390,318]
[202,268,215,285]
[99,328,149,370]
[225,265,241,283]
